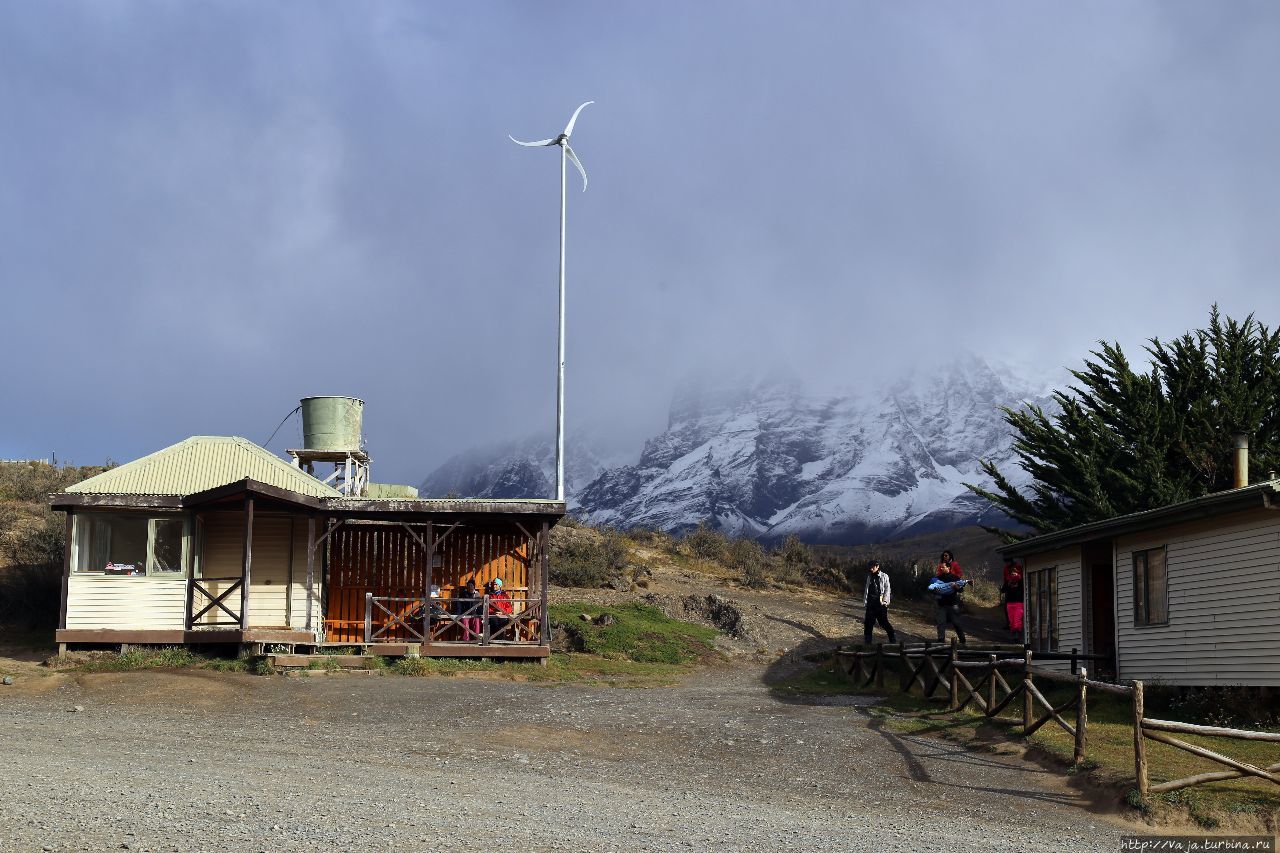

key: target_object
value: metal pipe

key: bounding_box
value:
[556,141,567,502]
[1233,433,1249,489]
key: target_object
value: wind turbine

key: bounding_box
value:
[510,101,592,503]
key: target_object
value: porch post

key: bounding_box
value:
[539,520,550,646]
[184,511,195,631]
[59,511,73,632]
[305,515,316,632]
[240,496,254,630]
[425,520,435,643]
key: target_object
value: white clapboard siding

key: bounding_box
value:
[65,575,186,630]
[1115,507,1280,686]
[196,511,297,628]
[1022,546,1083,674]
[289,518,322,629]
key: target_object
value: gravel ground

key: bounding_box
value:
[0,665,1132,852]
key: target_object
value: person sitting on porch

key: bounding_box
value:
[455,578,482,641]
[487,578,514,640]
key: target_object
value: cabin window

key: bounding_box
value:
[1132,547,1168,626]
[1026,566,1058,652]
[72,514,188,577]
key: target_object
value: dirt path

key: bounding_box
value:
[0,665,1132,852]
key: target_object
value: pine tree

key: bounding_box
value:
[968,308,1280,538]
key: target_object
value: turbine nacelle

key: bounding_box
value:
[509,101,593,191]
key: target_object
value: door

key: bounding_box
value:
[1083,540,1116,677]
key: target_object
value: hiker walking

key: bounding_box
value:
[929,565,970,644]
[862,561,897,645]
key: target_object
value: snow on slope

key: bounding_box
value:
[421,355,1056,543]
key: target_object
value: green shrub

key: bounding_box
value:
[778,534,810,566]
[683,521,728,561]
[550,527,629,588]
[729,538,767,588]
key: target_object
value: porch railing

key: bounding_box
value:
[188,576,244,628]
[363,594,544,646]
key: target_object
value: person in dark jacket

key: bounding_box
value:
[928,568,969,643]
[1000,569,1025,642]
[862,561,897,645]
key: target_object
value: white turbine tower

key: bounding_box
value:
[510,101,592,503]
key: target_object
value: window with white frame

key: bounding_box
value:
[1026,566,1058,652]
[72,514,188,576]
[1132,546,1168,626]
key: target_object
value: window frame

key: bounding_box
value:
[72,512,191,578]
[1026,565,1058,653]
[1132,546,1169,627]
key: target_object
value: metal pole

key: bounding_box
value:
[556,141,567,502]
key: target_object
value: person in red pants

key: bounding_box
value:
[1001,569,1025,642]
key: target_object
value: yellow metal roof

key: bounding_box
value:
[66,436,342,498]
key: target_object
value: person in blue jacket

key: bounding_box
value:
[929,568,970,643]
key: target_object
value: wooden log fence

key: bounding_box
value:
[836,644,1280,800]
[1133,688,1280,796]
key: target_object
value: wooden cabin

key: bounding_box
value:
[1002,479,1280,686]
[49,436,564,659]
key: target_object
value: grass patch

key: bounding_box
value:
[68,646,277,675]
[73,647,202,672]
[771,662,863,695]
[549,601,719,665]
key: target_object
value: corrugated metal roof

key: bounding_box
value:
[66,436,342,499]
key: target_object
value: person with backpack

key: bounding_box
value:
[929,566,970,643]
[1000,568,1025,643]
[862,561,897,645]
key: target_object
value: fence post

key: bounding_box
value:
[363,592,373,644]
[948,638,959,710]
[1132,680,1148,800]
[987,653,998,713]
[482,596,491,645]
[1023,649,1034,732]
[854,652,865,684]
[899,645,910,693]
[876,643,886,689]
[1074,666,1088,764]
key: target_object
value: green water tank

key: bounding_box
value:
[366,483,420,499]
[300,396,364,452]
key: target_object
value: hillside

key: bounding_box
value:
[0,461,110,625]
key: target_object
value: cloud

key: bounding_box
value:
[2,1,1279,480]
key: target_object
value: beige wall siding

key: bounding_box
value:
[197,511,309,628]
[290,518,322,630]
[1022,546,1084,673]
[65,575,186,630]
[1114,508,1280,686]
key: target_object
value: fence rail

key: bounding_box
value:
[836,641,1278,799]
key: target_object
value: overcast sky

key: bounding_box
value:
[3,2,1279,483]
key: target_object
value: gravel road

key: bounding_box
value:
[0,665,1131,852]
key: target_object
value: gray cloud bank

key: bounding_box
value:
[2,2,1279,482]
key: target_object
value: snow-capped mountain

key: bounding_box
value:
[418,432,614,509]
[422,355,1056,543]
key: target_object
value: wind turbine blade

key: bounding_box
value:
[509,134,557,147]
[562,101,594,137]
[564,144,588,191]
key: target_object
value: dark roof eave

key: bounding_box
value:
[49,493,184,510]
[324,498,567,516]
[1001,482,1280,559]
[51,480,567,518]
